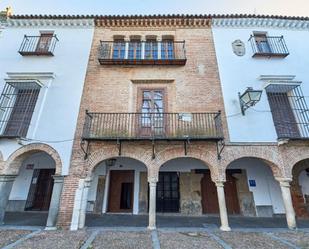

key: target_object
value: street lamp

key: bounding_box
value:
[239,87,262,115]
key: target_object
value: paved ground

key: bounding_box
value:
[0,227,309,249]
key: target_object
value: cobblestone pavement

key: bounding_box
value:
[0,227,309,249]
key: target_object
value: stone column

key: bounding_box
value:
[78,177,92,229]
[148,177,157,230]
[277,178,297,229]
[45,175,65,230]
[0,175,17,224]
[215,181,231,231]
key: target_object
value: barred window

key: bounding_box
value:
[0,81,41,138]
[266,83,309,139]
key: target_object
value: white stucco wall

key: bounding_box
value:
[299,170,309,196]
[212,24,309,142]
[0,23,94,175]
[229,157,285,214]
[9,152,55,201]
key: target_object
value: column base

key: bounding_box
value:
[287,224,297,230]
[147,225,156,230]
[220,226,231,232]
[45,226,57,231]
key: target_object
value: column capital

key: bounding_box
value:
[124,37,130,42]
[0,175,17,182]
[276,178,292,187]
[52,175,65,183]
[141,36,146,42]
[148,176,158,185]
[215,180,225,187]
[156,37,162,42]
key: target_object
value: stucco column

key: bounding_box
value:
[157,37,162,59]
[215,181,231,231]
[148,177,157,230]
[277,178,297,229]
[45,175,65,230]
[141,36,146,59]
[0,175,17,224]
[124,37,129,59]
[78,177,92,229]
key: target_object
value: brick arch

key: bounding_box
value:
[86,146,150,176]
[286,146,309,176]
[221,146,284,178]
[151,145,219,181]
[291,159,309,181]
[3,143,62,175]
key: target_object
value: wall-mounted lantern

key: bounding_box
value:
[105,158,117,167]
[239,87,262,115]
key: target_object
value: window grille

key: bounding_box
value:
[0,80,41,138]
[266,83,309,139]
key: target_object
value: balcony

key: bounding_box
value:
[19,35,58,56]
[98,41,186,65]
[82,112,223,141]
[249,35,289,58]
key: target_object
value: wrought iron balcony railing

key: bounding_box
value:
[98,41,186,65]
[19,35,59,56]
[82,112,223,141]
[249,35,289,58]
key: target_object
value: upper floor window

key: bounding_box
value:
[161,39,174,60]
[98,35,186,65]
[266,83,309,139]
[145,39,158,60]
[128,39,142,60]
[249,32,289,58]
[0,80,41,138]
[112,39,125,60]
[19,31,58,56]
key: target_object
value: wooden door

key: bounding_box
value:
[93,176,106,214]
[201,172,240,214]
[108,170,134,213]
[25,168,55,211]
[139,89,165,138]
[36,33,53,53]
[254,33,271,53]
[156,172,180,212]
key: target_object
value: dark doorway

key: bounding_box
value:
[156,172,180,212]
[108,170,134,213]
[201,172,240,214]
[25,168,55,211]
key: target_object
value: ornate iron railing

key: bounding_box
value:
[82,112,223,140]
[19,35,58,56]
[249,35,289,57]
[98,41,186,65]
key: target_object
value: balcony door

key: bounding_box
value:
[254,33,271,54]
[36,33,53,54]
[139,89,165,138]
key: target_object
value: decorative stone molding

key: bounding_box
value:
[6,18,94,28]
[232,39,245,56]
[212,18,309,30]
[3,143,62,175]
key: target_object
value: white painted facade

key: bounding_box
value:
[0,19,94,176]
[212,19,309,143]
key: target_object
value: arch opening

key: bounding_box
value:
[225,157,285,218]
[291,159,309,218]
[157,157,211,215]
[2,151,57,226]
[85,156,148,226]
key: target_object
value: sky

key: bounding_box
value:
[0,0,308,17]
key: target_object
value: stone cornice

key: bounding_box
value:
[212,18,309,30]
[95,16,211,28]
[6,18,94,28]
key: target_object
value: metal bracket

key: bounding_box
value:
[80,140,90,160]
[152,139,155,159]
[117,139,122,156]
[216,139,225,160]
